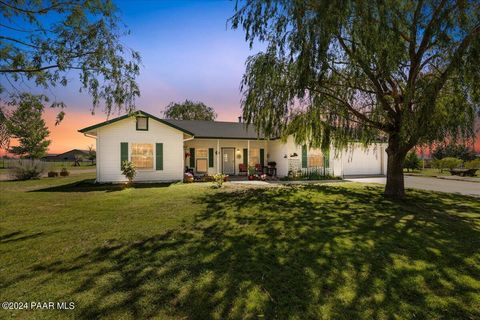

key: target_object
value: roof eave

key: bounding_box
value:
[194,136,279,140]
[78,110,195,136]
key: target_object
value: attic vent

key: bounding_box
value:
[136,116,148,131]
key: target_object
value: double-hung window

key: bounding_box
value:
[249,148,260,166]
[131,143,153,169]
[196,148,208,173]
[308,149,324,168]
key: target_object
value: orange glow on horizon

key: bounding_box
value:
[1,109,104,156]
[2,109,479,157]
[44,109,105,154]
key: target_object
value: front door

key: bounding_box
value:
[222,148,235,174]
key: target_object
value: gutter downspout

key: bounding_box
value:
[83,133,97,139]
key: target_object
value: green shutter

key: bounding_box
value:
[208,148,214,167]
[156,143,163,170]
[243,148,248,165]
[120,142,128,169]
[301,145,308,168]
[189,148,195,168]
[323,149,330,168]
[260,148,265,166]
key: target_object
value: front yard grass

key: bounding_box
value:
[1,173,479,319]
[404,168,445,176]
[405,168,480,180]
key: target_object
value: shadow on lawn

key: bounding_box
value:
[25,185,480,319]
[0,231,47,244]
[30,179,174,193]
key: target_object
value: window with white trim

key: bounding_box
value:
[196,148,208,173]
[136,117,148,130]
[131,143,153,169]
[308,149,324,168]
[249,148,259,166]
[196,148,208,158]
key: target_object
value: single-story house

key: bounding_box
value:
[79,110,387,183]
[41,154,59,161]
[42,149,91,162]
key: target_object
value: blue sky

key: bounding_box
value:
[111,0,261,120]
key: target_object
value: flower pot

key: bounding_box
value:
[48,171,59,177]
[183,173,194,183]
[60,169,69,177]
[248,175,254,180]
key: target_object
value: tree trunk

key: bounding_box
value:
[384,137,408,199]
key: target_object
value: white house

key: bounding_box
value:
[79,110,387,183]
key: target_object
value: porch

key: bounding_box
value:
[183,138,274,176]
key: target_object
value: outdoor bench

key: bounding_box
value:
[449,168,478,177]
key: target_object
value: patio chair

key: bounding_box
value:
[239,163,247,175]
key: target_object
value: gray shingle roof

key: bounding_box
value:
[163,119,272,140]
[78,110,275,139]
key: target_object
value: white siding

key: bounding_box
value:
[268,137,332,177]
[267,136,299,177]
[96,117,184,183]
[330,143,387,176]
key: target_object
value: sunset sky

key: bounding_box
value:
[2,0,479,155]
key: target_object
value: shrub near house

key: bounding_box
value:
[404,152,421,172]
[465,158,480,170]
[10,159,47,180]
[432,157,463,172]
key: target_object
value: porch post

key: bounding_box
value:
[247,140,250,167]
[217,139,220,173]
[264,140,267,164]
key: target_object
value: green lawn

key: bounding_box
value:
[1,173,480,319]
[405,168,480,179]
[404,168,448,177]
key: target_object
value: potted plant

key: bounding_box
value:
[184,172,194,183]
[248,166,256,180]
[48,171,59,177]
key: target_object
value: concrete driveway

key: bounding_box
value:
[345,176,480,197]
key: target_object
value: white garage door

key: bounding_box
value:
[341,146,384,175]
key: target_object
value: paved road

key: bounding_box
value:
[345,176,480,197]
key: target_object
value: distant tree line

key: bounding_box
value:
[163,100,217,121]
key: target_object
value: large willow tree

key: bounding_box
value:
[232,0,479,198]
